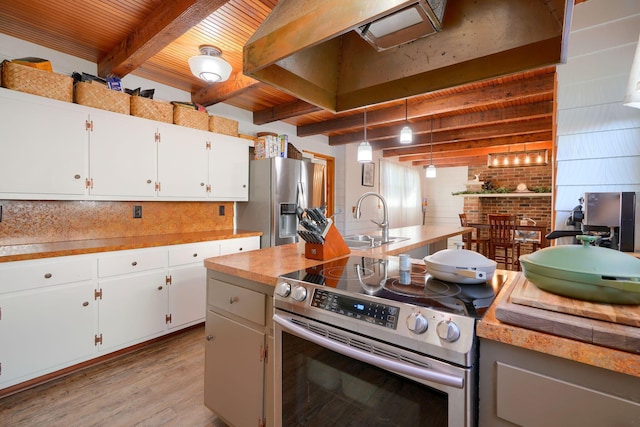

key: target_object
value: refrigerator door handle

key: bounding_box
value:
[297,181,305,209]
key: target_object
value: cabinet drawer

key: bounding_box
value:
[208,278,265,325]
[0,256,93,293]
[98,249,167,277]
[219,236,260,256]
[169,242,219,266]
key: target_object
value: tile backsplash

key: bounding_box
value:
[0,200,234,245]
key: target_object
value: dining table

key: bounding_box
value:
[468,222,551,249]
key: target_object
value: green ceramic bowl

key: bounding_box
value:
[519,235,640,304]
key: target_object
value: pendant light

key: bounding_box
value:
[357,108,373,163]
[623,34,640,109]
[399,99,412,144]
[189,45,232,83]
[425,117,437,178]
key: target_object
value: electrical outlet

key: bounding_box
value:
[218,205,225,216]
[133,205,142,219]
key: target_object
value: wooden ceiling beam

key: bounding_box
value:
[399,141,553,162]
[192,72,263,106]
[382,132,553,157]
[98,0,231,78]
[375,117,551,151]
[299,69,555,137]
[253,99,322,124]
[329,101,553,145]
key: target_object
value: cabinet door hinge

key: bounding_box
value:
[94,333,103,346]
[165,314,172,324]
[94,288,102,300]
[166,275,172,285]
[85,119,93,132]
[155,131,161,143]
[206,141,211,150]
[155,182,161,192]
[85,178,93,189]
[260,345,268,363]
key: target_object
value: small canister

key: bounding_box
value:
[399,254,411,285]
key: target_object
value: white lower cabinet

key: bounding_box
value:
[0,236,258,392]
[167,241,221,329]
[204,274,271,427]
[0,255,96,389]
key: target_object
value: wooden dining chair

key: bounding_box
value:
[458,213,490,256]
[488,214,521,270]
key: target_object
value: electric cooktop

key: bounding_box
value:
[279,255,507,318]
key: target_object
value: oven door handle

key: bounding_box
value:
[274,314,464,389]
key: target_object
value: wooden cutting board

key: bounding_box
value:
[510,278,640,327]
[495,275,640,354]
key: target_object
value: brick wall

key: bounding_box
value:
[464,163,552,225]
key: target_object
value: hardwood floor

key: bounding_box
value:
[0,325,229,427]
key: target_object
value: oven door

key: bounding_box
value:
[274,311,475,427]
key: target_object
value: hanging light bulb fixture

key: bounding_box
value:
[189,45,232,83]
[425,117,437,178]
[357,108,373,163]
[399,99,412,144]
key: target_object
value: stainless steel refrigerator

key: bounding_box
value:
[236,157,326,248]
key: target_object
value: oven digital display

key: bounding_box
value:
[311,289,399,329]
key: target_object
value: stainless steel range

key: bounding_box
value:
[273,255,507,427]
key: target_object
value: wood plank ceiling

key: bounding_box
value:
[0,0,587,168]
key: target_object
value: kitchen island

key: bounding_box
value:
[203,224,640,427]
[476,275,640,426]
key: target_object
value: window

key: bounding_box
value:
[380,159,422,228]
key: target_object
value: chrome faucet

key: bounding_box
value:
[355,192,389,243]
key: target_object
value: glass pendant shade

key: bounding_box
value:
[357,108,373,163]
[189,45,232,83]
[357,141,373,163]
[400,125,412,144]
[426,117,436,178]
[399,99,412,144]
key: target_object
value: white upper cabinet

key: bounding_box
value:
[88,110,157,198]
[0,88,87,198]
[156,124,209,199]
[0,88,249,201]
[209,134,249,201]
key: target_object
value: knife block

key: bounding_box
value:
[304,223,351,260]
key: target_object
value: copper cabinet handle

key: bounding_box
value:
[131,261,138,266]
[193,253,198,257]
[44,273,52,279]
[206,335,214,341]
[158,286,163,291]
[82,301,89,307]
[229,296,238,304]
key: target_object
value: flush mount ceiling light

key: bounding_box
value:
[623,34,640,109]
[357,108,373,163]
[189,45,232,83]
[425,117,436,178]
[399,99,412,144]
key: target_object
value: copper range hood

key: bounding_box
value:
[244,0,573,113]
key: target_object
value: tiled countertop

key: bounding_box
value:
[0,229,262,263]
[477,272,640,378]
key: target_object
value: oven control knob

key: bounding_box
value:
[275,282,291,298]
[406,312,428,334]
[292,285,308,302]
[436,320,461,342]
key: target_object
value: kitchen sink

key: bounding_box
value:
[342,234,410,249]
